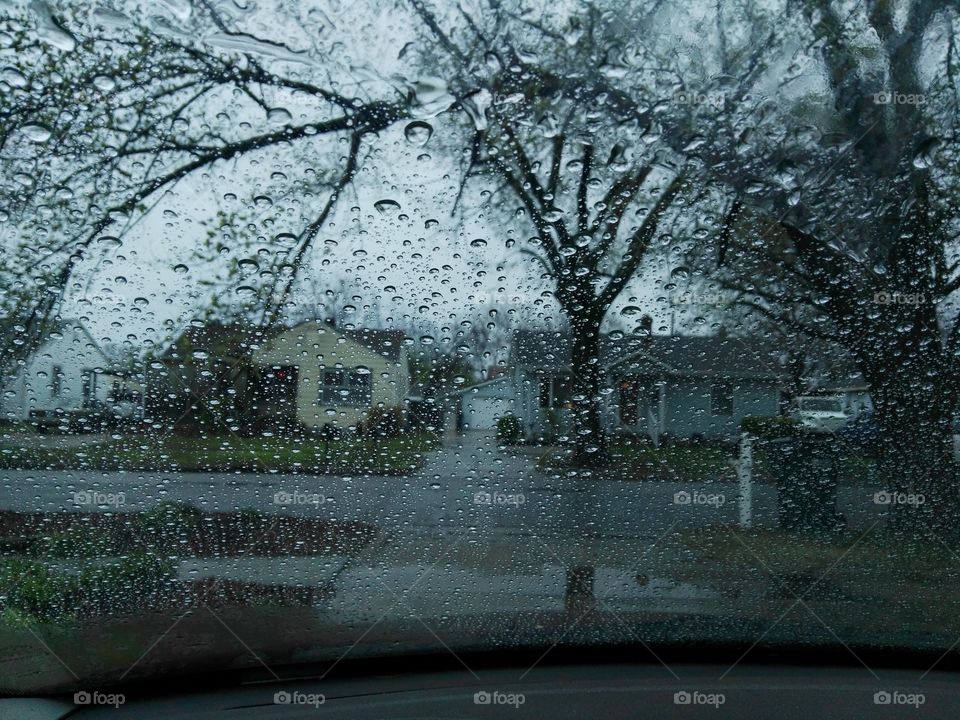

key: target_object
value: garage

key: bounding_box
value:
[458,376,517,430]
[463,396,515,429]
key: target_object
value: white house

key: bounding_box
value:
[249,321,410,430]
[0,319,133,424]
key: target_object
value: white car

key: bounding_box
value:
[787,396,851,434]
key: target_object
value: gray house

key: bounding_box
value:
[510,330,786,442]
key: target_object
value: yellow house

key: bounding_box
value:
[250,321,409,430]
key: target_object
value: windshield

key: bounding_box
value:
[2,0,960,708]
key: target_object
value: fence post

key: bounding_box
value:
[737,432,754,528]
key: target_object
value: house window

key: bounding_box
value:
[538,375,572,409]
[711,381,734,416]
[321,368,372,407]
[51,365,62,397]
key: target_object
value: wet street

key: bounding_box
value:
[0,431,886,535]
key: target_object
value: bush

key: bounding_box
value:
[357,407,405,438]
[32,525,119,560]
[0,557,77,621]
[741,415,801,439]
[135,501,203,550]
[496,415,521,444]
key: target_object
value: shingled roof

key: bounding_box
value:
[511,330,785,380]
[338,327,406,361]
[160,321,407,363]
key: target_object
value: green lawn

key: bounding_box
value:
[539,442,884,485]
[0,433,438,475]
[538,443,735,481]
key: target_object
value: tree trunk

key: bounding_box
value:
[855,312,958,535]
[567,311,609,467]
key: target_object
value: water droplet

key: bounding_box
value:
[404,120,433,146]
[93,75,116,92]
[235,285,257,297]
[173,263,189,274]
[92,6,131,30]
[159,0,192,21]
[32,0,77,51]
[374,199,400,215]
[410,77,456,118]
[1,67,27,88]
[470,238,487,248]
[267,107,292,125]
[20,124,51,142]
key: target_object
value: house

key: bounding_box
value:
[510,330,787,442]
[606,334,787,441]
[828,384,873,418]
[0,319,142,425]
[146,321,265,431]
[250,321,409,431]
[452,375,518,431]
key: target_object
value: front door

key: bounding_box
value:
[619,375,662,439]
[255,366,299,428]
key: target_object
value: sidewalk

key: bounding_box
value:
[316,528,723,624]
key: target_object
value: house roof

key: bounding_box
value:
[158,322,265,363]
[449,375,512,396]
[338,327,406,361]
[43,318,110,363]
[160,321,407,363]
[511,330,786,380]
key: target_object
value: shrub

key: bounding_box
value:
[741,415,801,439]
[496,415,521,444]
[32,525,119,560]
[0,557,77,621]
[357,407,405,438]
[135,501,203,550]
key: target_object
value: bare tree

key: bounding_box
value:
[406,0,689,465]
[0,1,407,366]
[669,0,960,526]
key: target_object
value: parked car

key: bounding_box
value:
[787,396,851,434]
